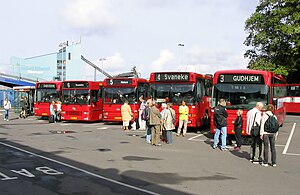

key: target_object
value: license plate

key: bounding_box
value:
[42,113,47,116]
[114,117,122,120]
[71,117,77,120]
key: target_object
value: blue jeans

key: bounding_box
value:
[146,127,151,143]
[166,130,173,144]
[213,126,227,149]
[4,109,9,119]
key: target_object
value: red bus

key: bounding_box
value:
[285,84,300,114]
[149,72,213,127]
[102,78,149,122]
[210,70,287,136]
[34,81,62,117]
[61,81,103,121]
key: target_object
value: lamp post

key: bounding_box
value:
[178,43,184,70]
[99,58,106,80]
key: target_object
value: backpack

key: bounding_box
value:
[141,107,149,121]
[264,113,279,133]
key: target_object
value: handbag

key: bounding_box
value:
[250,112,260,136]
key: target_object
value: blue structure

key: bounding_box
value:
[0,75,35,88]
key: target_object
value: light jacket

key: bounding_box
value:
[3,100,11,110]
[121,103,132,121]
[179,105,189,121]
[246,107,262,135]
[163,108,175,130]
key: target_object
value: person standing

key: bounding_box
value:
[247,102,264,164]
[177,100,189,137]
[138,96,147,130]
[19,96,27,118]
[3,98,11,121]
[163,103,176,144]
[121,100,133,130]
[233,109,243,151]
[160,103,168,143]
[143,99,152,144]
[212,98,228,151]
[55,100,62,122]
[260,104,278,167]
[149,101,161,146]
[49,101,56,123]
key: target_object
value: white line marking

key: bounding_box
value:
[285,153,300,156]
[60,124,69,126]
[97,127,108,130]
[0,142,160,195]
[283,123,296,154]
[188,134,203,140]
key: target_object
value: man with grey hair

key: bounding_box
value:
[149,100,162,146]
[247,102,264,164]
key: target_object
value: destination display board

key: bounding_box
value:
[218,74,264,84]
[37,83,56,89]
[63,82,89,88]
[106,79,132,85]
[154,73,190,81]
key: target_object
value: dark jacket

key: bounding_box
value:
[214,105,228,129]
[234,115,243,132]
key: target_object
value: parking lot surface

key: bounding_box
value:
[0,112,299,194]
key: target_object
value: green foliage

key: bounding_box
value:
[244,0,300,80]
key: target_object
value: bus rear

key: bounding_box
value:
[285,84,300,114]
[210,70,286,136]
[102,78,149,122]
[149,72,212,127]
[61,81,103,121]
[34,81,62,117]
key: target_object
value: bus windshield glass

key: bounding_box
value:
[151,84,196,104]
[104,87,136,104]
[36,89,59,102]
[62,90,90,105]
[212,83,269,110]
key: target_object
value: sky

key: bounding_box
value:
[0,0,259,80]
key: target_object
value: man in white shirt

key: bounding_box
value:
[3,98,11,121]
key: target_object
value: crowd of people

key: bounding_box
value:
[213,98,279,167]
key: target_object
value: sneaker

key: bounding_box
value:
[261,163,269,167]
[234,146,241,151]
[249,159,253,162]
[156,144,162,146]
[272,164,277,167]
[252,161,260,164]
[212,145,217,149]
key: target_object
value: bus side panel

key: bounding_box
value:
[284,97,300,114]
[103,104,139,122]
[34,102,51,116]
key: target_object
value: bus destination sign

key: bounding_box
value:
[218,74,264,84]
[154,73,189,81]
[106,79,132,85]
[63,82,89,88]
[37,83,56,89]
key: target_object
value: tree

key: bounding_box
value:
[244,0,300,82]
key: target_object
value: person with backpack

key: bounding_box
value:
[246,102,263,164]
[260,104,279,167]
[163,103,176,144]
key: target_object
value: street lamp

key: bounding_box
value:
[178,43,184,70]
[99,58,106,80]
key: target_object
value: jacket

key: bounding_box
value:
[234,115,243,132]
[149,106,161,125]
[179,105,189,121]
[121,103,132,121]
[246,107,262,135]
[163,108,176,130]
[214,105,228,128]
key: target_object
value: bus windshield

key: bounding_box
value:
[151,84,196,105]
[62,90,90,105]
[212,83,269,110]
[36,89,60,102]
[104,87,136,104]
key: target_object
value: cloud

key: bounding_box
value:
[151,50,175,72]
[62,0,117,35]
[184,46,248,74]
